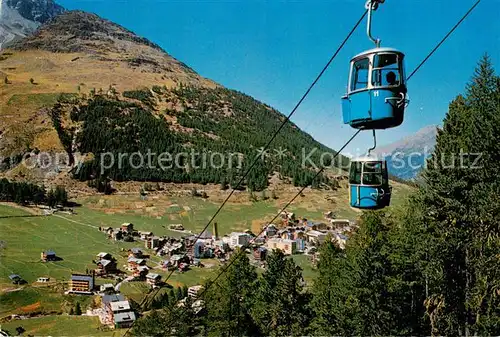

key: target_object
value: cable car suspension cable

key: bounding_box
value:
[159,2,482,331]
[162,130,362,331]
[161,1,483,327]
[129,2,481,334]
[121,9,369,336]
[407,0,481,81]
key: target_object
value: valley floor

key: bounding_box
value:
[0,183,413,333]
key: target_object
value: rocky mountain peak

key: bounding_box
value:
[4,0,65,23]
[11,10,166,53]
[0,0,65,49]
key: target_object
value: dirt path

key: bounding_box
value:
[53,214,99,229]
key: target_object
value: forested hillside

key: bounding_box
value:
[130,55,500,337]
[52,84,346,191]
[0,10,350,191]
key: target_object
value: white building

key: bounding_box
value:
[333,233,348,250]
[264,224,278,237]
[188,285,204,298]
[306,230,327,244]
[110,301,131,313]
[100,283,115,292]
[330,219,350,228]
[266,238,297,255]
[228,232,252,248]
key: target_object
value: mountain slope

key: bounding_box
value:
[0,10,348,191]
[374,125,438,180]
[0,0,65,49]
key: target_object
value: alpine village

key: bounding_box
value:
[0,0,498,336]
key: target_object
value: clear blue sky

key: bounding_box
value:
[58,0,500,155]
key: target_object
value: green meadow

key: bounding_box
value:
[0,315,117,336]
[0,184,412,332]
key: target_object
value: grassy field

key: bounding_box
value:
[0,204,139,286]
[7,93,64,108]
[75,194,285,236]
[290,254,317,285]
[0,315,118,336]
[0,203,223,314]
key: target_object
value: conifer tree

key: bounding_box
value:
[406,54,500,336]
[75,302,82,315]
[203,248,258,337]
[251,249,311,336]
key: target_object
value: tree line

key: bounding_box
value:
[131,55,500,336]
[0,178,68,207]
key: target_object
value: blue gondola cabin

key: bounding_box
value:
[342,47,408,129]
[349,157,391,209]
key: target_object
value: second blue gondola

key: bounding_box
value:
[348,155,391,209]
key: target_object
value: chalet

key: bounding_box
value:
[9,274,24,284]
[41,250,56,262]
[110,301,131,313]
[306,230,327,244]
[170,254,189,266]
[178,262,189,272]
[97,252,112,260]
[169,224,184,231]
[114,311,136,329]
[101,294,134,328]
[161,260,173,270]
[253,236,266,245]
[333,233,348,250]
[164,242,184,255]
[96,259,117,275]
[128,248,143,258]
[139,231,153,240]
[127,257,146,270]
[134,266,149,278]
[264,224,278,237]
[188,285,204,299]
[267,238,297,255]
[330,219,351,229]
[228,232,252,248]
[177,297,205,316]
[102,293,126,322]
[111,229,123,241]
[69,273,94,293]
[145,236,160,250]
[146,273,161,286]
[121,223,134,233]
[253,247,267,261]
[102,294,125,311]
[293,230,306,240]
[100,284,115,293]
[277,229,292,240]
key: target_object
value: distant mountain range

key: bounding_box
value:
[0,0,65,49]
[374,125,439,180]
